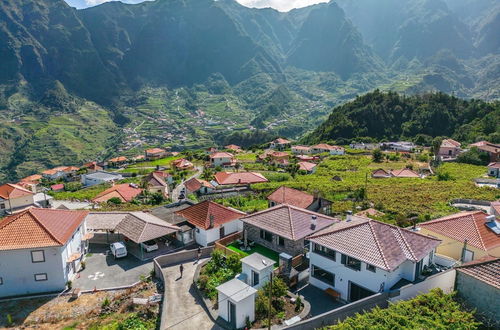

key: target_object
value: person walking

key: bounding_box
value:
[197,247,202,263]
[179,263,184,278]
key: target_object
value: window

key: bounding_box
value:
[312,265,334,286]
[366,264,376,273]
[34,273,48,281]
[0,203,5,210]
[252,270,259,286]
[0,277,3,285]
[313,243,336,261]
[278,236,285,246]
[260,229,273,242]
[341,254,361,271]
[31,250,45,263]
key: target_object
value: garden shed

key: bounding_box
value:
[216,278,257,329]
[241,253,275,289]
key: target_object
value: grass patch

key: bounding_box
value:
[227,242,280,265]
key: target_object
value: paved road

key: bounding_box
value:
[162,259,222,330]
[171,166,203,201]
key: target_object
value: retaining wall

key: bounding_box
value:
[389,269,456,302]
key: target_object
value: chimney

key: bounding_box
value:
[346,210,352,222]
[209,214,215,228]
[311,215,317,230]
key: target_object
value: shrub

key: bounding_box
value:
[372,148,383,163]
[6,314,13,326]
[198,275,209,290]
[101,297,111,308]
[107,197,122,205]
[295,296,302,312]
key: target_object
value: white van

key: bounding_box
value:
[110,242,127,259]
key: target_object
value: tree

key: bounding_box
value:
[456,147,490,165]
[372,148,383,163]
[201,167,214,181]
[234,162,241,173]
[107,197,122,205]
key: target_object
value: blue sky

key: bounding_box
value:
[64,0,329,11]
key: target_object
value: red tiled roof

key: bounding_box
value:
[471,141,500,154]
[391,168,420,178]
[457,257,500,289]
[292,146,311,151]
[270,151,289,158]
[51,184,65,191]
[175,201,246,230]
[92,184,142,203]
[210,152,234,159]
[215,172,268,185]
[420,211,500,251]
[42,166,73,175]
[267,186,315,209]
[109,156,128,163]
[242,204,338,240]
[491,201,500,215]
[311,143,335,150]
[441,139,461,148]
[147,171,169,187]
[0,208,88,250]
[184,178,214,192]
[488,162,500,169]
[298,162,317,172]
[309,216,441,271]
[225,145,241,150]
[272,138,290,144]
[372,169,391,177]
[173,158,193,169]
[21,174,42,182]
[0,183,34,200]
[146,148,165,154]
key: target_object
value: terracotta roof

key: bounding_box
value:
[92,184,143,203]
[311,143,335,150]
[267,186,315,209]
[173,158,193,169]
[292,146,311,151]
[214,172,268,185]
[146,148,165,154]
[270,151,289,158]
[372,169,391,177]
[297,155,315,161]
[272,138,290,144]
[241,204,338,241]
[42,166,74,175]
[51,184,65,191]
[225,144,241,150]
[420,211,500,251]
[147,171,169,187]
[184,178,214,192]
[0,208,88,250]
[457,257,500,289]
[308,216,441,271]
[491,201,500,215]
[391,168,420,178]
[441,139,461,148]
[175,201,246,230]
[0,183,34,200]
[210,152,234,159]
[114,212,180,243]
[65,166,80,172]
[298,162,317,172]
[488,162,500,169]
[109,156,128,162]
[470,141,500,154]
[21,174,42,182]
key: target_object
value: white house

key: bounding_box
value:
[210,152,236,168]
[175,201,245,246]
[240,253,275,289]
[291,146,312,155]
[41,166,79,180]
[269,138,291,150]
[307,215,441,302]
[487,163,500,178]
[310,144,345,155]
[81,171,123,187]
[0,183,35,215]
[0,208,90,298]
[217,278,257,329]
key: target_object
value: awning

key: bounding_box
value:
[67,252,82,263]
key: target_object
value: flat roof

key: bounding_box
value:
[85,171,122,180]
[241,253,275,271]
[216,278,257,302]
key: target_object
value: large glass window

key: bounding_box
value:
[341,254,361,271]
[260,229,273,242]
[313,243,336,261]
[31,250,45,263]
[312,265,335,286]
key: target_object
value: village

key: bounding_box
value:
[0,137,499,329]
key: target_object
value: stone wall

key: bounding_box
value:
[244,223,305,256]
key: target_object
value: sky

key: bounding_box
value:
[64,0,329,11]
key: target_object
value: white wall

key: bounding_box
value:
[218,292,255,329]
[330,149,345,155]
[195,220,242,247]
[241,263,273,290]
[389,269,456,303]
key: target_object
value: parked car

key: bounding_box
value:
[110,241,127,259]
[141,240,159,252]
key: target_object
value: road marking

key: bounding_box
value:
[88,271,105,281]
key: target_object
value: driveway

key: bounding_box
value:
[294,284,345,316]
[162,259,222,330]
[72,245,152,291]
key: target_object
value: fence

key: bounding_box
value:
[284,293,389,329]
[389,269,456,303]
[434,254,458,268]
[213,231,243,257]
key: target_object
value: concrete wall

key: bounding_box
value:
[284,293,389,329]
[196,220,242,247]
[0,246,66,298]
[456,271,500,327]
[218,292,255,328]
[154,247,214,269]
[244,223,305,256]
[241,262,273,290]
[389,269,456,303]
[0,194,35,214]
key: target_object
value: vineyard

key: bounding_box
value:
[251,155,499,224]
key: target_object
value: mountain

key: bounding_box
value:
[0,0,499,181]
[303,90,500,144]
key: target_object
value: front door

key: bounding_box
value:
[414,259,423,280]
[228,301,236,328]
[349,281,375,302]
[219,226,225,239]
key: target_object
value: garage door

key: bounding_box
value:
[349,281,375,302]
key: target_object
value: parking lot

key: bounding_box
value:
[72,245,152,291]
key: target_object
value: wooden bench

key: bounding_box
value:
[325,288,341,301]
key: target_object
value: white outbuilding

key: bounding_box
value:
[241,253,275,289]
[216,278,257,329]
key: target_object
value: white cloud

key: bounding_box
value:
[235,0,329,12]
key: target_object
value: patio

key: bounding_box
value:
[226,241,280,265]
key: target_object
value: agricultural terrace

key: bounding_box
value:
[240,155,500,225]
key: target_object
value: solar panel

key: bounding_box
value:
[486,222,500,234]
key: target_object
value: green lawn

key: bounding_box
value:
[227,242,280,265]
